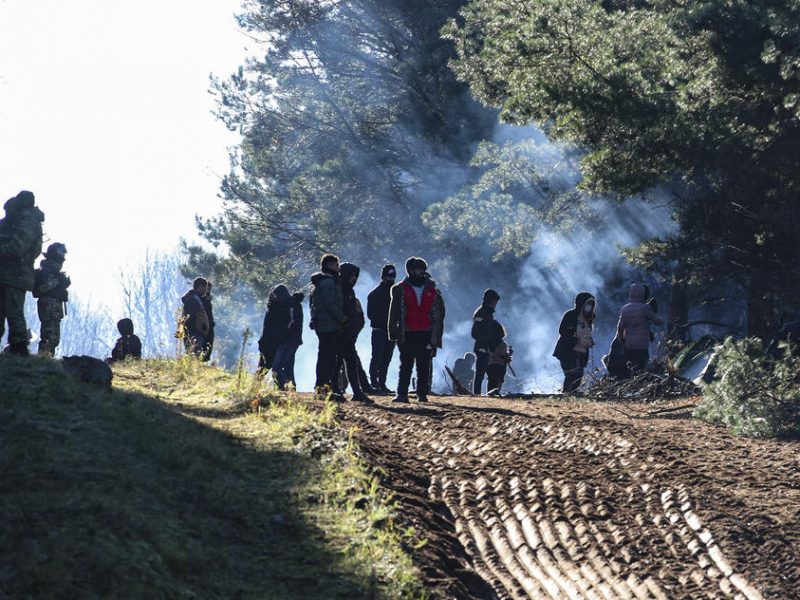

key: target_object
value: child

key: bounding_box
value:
[486,321,513,396]
[110,318,142,362]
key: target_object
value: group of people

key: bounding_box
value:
[553,283,664,393]
[0,190,145,361]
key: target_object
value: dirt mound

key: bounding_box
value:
[339,396,800,599]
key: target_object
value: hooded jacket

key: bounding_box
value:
[309,269,345,334]
[553,292,596,361]
[111,319,142,361]
[259,285,303,366]
[471,303,504,354]
[616,283,664,350]
[0,194,45,290]
[339,262,365,339]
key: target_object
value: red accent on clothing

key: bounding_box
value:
[402,281,436,331]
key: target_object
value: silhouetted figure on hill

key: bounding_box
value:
[554,292,596,393]
[471,288,501,395]
[0,191,44,356]
[309,254,346,399]
[110,318,142,362]
[200,282,215,362]
[34,243,70,357]
[180,277,210,356]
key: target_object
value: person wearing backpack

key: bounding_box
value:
[33,243,71,356]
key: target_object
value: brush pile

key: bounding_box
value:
[588,371,701,402]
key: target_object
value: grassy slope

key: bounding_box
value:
[0,355,424,599]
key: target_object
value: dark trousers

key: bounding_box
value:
[273,342,300,389]
[315,331,340,389]
[184,332,206,356]
[0,284,28,347]
[369,329,395,388]
[473,351,490,395]
[397,331,432,396]
[487,364,507,393]
[201,330,215,362]
[625,349,649,375]
[560,351,589,393]
[336,335,364,395]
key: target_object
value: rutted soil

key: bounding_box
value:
[337,396,800,599]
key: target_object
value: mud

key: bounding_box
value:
[338,396,800,599]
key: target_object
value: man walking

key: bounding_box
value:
[367,264,396,393]
[0,191,44,356]
[388,257,445,403]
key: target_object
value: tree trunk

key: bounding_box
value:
[668,283,689,345]
[746,281,774,341]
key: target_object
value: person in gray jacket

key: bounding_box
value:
[310,254,346,396]
[616,283,664,375]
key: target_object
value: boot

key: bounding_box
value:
[10,342,30,357]
[352,391,374,403]
[416,394,429,403]
[391,393,409,403]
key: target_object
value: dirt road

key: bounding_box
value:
[339,396,800,599]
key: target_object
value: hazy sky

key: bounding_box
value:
[0,0,248,311]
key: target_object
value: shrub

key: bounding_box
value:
[694,337,800,437]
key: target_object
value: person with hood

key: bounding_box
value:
[268,286,305,390]
[335,262,371,402]
[471,288,502,395]
[180,277,210,356]
[33,243,71,356]
[616,283,664,374]
[367,264,397,393]
[553,292,596,393]
[258,285,286,374]
[452,352,476,391]
[0,190,44,356]
[309,254,347,397]
[388,257,445,403]
[200,281,215,362]
[110,318,142,362]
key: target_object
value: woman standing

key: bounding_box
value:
[553,292,596,393]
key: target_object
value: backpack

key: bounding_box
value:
[31,268,46,299]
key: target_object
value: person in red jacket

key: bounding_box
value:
[388,257,445,403]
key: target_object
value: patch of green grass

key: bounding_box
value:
[0,355,425,599]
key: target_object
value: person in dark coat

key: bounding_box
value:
[335,262,371,402]
[553,292,596,393]
[258,284,289,376]
[309,254,347,397]
[486,322,512,396]
[180,277,210,356]
[267,286,305,390]
[200,282,215,362]
[367,264,397,393]
[110,318,142,362]
[471,289,502,395]
[388,257,445,403]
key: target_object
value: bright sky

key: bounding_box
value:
[0,0,247,311]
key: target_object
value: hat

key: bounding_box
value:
[483,289,500,304]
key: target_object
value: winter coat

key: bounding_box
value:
[0,196,44,290]
[111,334,142,361]
[388,277,445,347]
[616,284,664,351]
[367,280,393,329]
[285,293,305,346]
[340,263,365,340]
[309,271,345,334]
[258,285,291,368]
[471,303,504,354]
[488,339,511,367]
[201,294,215,333]
[553,292,596,361]
[181,290,210,337]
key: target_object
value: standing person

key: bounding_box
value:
[180,277,210,356]
[367,264,397,393]
[553,292,596,394]
[33,243,71,357]
[271,288,305,390]
[200,282,215,362]
[616,283,664,375]
[388,257,445,403]
[336,262,371,402]
[471,289,502,395]
[309,254,347,398]
[257,285,286,376]
[0,191,44,356]
[110,318,142,362]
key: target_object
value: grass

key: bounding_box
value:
[0,354,426,599]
